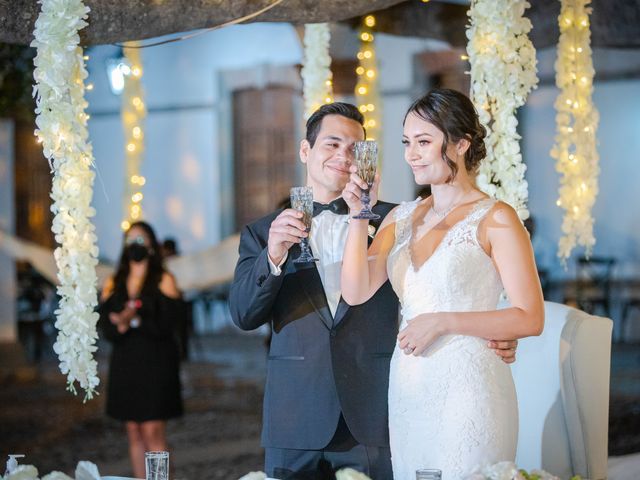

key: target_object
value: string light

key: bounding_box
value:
[355,13,382,157]
[551,0,600,263]
[121,42,147,229]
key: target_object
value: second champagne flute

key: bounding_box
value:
[290,186,318,264]
[352,140,380,220]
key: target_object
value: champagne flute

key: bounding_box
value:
[290,186,318,263]
[352,140,380,220]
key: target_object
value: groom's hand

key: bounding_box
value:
[488,339,518,364]
[268,209,308,265]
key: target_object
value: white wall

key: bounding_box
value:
[86,24,303,262]
[84,23,640,283]
[522,79,640,279]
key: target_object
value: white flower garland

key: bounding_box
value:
[121,43,146,230]
[550,0,599,263]
[32,0,100,399]
[467,0,538,220]
[301,23,333,119]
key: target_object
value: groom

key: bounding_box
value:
[229,102,517,478]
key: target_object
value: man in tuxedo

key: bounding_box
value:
[229,102,517,478]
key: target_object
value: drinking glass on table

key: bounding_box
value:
[416,468,442,480]
[352,140,380,220]
[145,451,169,480]
[290,186,318,264]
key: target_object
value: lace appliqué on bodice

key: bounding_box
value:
[388,197,503,324]
[386,198,518,480]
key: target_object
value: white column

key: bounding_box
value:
[0,119,16,342]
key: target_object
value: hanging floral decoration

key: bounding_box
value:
[467,0,538,220]
[301,23,334,119]
[31,0,100,399]
[550,0,599,263]
[355,15,382,144]
[121,43,146,231]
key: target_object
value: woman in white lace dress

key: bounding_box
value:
[341,89,544,480]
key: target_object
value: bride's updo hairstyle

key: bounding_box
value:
[404,88,487,183]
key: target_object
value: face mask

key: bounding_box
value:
[127,243,150,262]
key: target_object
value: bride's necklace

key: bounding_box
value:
[430,191,473,219]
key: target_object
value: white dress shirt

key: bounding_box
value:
[268,210,349,318]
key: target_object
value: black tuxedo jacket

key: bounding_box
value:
[229,201,399,450]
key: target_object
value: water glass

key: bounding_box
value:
[145,451,169,480]
[416,468,442,480]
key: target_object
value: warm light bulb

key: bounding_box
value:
[359,105,367,113]
[365,15,375,27]
[367,104,375,112]
[357,86,367,95]
[363,50,372,59]
[366,70,375,78]
[127,143,136,152]
[121,220,130,231]
[86,83,94,91]
[356,66,365,75]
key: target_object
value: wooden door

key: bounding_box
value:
[233,86,299,230]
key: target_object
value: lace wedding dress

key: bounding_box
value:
[387,198,518,480]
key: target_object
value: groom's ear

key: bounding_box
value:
[299,139,310,165]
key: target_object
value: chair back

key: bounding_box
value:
[511,301,612,479]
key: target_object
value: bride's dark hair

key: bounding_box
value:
[404,88,487,183]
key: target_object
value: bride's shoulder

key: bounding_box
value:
[391,196,422,221]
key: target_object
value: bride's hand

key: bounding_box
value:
[397,313,448,356]
[341,165,380,214]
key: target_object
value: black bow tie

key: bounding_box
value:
[313,198,349,217]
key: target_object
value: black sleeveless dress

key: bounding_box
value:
[98,289,184,421]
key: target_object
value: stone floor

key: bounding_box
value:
[1,331,639,479]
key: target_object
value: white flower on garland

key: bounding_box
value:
[301,23,334,119]
[467,0,538,220]
[550,0,599,263]
[31,0,100,400]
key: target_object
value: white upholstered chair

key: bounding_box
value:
[510,301,612,479]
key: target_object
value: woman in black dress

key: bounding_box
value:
[98,221,184,478]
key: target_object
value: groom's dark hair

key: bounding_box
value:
[306,102,365,147]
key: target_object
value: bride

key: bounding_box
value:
[340,88,544,479]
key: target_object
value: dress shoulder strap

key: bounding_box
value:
[393,198,421,244]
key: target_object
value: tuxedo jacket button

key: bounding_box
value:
[257,274,267,286]
[330,330,337,337]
